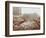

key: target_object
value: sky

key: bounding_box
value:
[21,7,40,16]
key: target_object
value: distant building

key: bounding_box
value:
[13,7,21,16]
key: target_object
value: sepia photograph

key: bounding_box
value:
[13,7,40,31]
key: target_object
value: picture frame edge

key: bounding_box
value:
[5,1,45,37]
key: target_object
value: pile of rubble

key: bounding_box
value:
[13,16,40,31]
